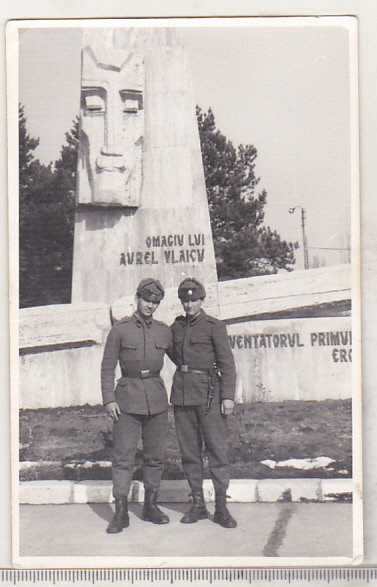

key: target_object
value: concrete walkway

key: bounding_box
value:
[19,502,352,558]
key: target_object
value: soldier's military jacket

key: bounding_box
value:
[101,313,172,415]
[169,310,236,406]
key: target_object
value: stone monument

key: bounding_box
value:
[72,28,219,310]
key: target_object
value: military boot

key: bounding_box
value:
[142,488,170,524]
[106,497,130,533]
[180,489,208,524]
[214,491,237,528]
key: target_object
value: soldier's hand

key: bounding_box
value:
[221,399,234,416]
[105,401,121,422]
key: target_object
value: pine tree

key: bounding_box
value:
[19,104,54,307]
[19,106,77,307]
[197,106,298,279]
[46,118,79,301]
[19,104,40,192]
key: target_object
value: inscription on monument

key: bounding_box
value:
[229,329,352,362]
[120,233,206,266]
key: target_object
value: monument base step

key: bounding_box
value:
[19,478,353,504]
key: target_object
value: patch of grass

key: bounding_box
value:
[19,400,352,481]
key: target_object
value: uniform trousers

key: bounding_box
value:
[112,410,168,499]
[173,404,230,494]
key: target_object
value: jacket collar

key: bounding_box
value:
[132,312,153,328]
[187,308,206,326]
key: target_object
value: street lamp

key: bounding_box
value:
[289,206,309,270]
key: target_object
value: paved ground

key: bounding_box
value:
[19,502,352,558]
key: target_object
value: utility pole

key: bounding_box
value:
[289,206,309,270]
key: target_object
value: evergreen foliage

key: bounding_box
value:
[197,106,298,279]
[19,105,77,307]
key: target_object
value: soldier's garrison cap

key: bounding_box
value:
[178,278,206,302]
[137,278,165,302]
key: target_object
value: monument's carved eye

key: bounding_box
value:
[123,99,139,114]
[121,90,143,114]
[82,90,105,115]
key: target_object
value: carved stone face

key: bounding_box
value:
[78,46,144,206]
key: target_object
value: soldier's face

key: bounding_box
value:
[136,295,160,318]
[182,298,202,317]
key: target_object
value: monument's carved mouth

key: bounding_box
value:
[98,166,126,173]
[96,156,127,173]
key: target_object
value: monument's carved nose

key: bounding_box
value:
[101,94,124,158]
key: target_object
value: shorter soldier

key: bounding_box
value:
[169,278,237,528]
[101,278,172,533]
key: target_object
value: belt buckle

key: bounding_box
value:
[181,365,189,373]
[140,370,150,379]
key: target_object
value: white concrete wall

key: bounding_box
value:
[20,345,104,409]
[219,264,351,320]
[18,266,352,409]
[19,303,110,409]
[228,316,352,403]
[19,315,352,408]
[19,303,110,348]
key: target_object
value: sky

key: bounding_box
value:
[18,21,354,270]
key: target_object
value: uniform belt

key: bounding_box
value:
[122,370,161,379]
[179,365,209,375]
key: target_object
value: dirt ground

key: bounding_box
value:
[19,400,352,481]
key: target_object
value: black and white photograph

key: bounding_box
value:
[8,17,362,566]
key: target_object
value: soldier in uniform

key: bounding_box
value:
[101,278,172,534]
[169,278,238,528]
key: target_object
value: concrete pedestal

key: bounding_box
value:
[72,28,218,307]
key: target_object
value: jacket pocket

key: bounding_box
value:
[115,377,128,389]
[121,341,137,350]
[155,341,169,350]
[190,337,211,345]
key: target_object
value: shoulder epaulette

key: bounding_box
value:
[154,318,169,328]
[205,314,218,324]
[113,316,131,325]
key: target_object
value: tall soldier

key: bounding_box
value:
[101,278,172,534]
[169,278,238,528]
